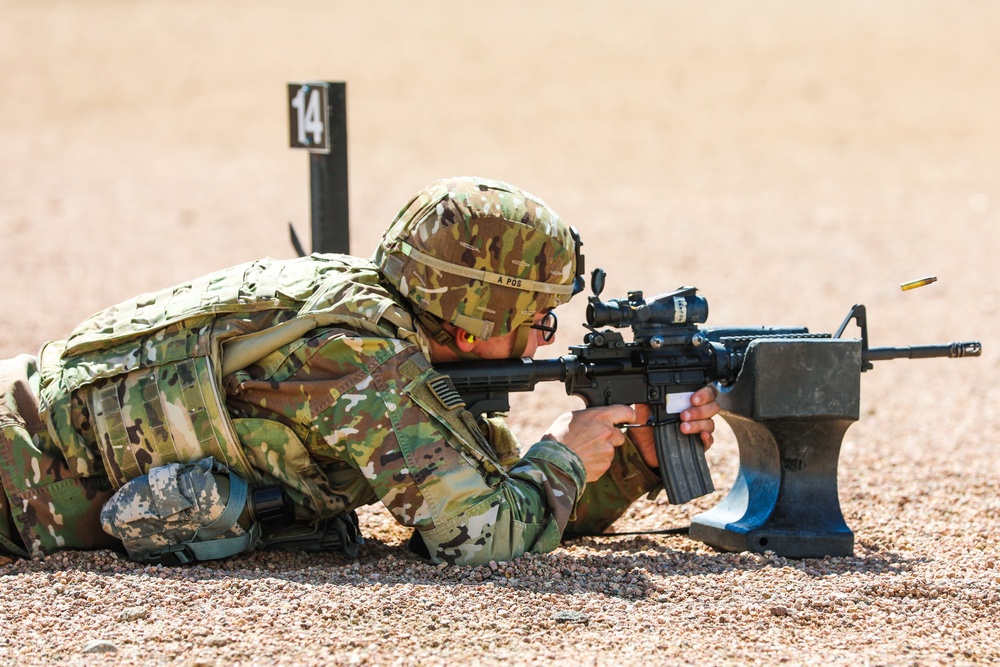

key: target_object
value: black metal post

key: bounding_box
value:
[309,82,349,254]
[287,81,350,255]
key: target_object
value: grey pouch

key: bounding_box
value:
[100,457,260,565]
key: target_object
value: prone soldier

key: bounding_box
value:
[0,176,719,566]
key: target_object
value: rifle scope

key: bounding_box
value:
[587,288,709,329]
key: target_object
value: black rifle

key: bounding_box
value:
[437,269,981,505]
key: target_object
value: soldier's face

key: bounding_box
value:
[473,310,556,360]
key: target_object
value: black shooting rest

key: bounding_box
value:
[690,338,861,558]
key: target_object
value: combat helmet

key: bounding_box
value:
[374,176,584,357]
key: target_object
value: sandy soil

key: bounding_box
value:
[1,1,998,665]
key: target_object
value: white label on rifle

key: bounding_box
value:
[666,391,694,414]
[673,296,687,323]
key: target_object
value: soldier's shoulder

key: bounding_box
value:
[302,326,423,371]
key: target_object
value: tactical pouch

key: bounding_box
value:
[100,457,260,565]
[86,356,256,490]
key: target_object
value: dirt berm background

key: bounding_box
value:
[1,2,998,665]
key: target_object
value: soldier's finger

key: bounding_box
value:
[590,404,637,426]
[689,384,718,406]
[680,418,716,435]
[700,430,715,451]
[681,403,718,422]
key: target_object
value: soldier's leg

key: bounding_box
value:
[0,472,27,559]
[0,355,118,558]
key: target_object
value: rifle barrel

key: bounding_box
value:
[867,341,982,362]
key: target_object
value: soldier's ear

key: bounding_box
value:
[454,328,477,353]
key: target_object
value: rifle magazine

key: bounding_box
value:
[654,422,714,505]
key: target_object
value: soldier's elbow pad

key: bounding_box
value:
[100,457,260,566]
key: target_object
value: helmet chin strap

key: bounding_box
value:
[416,312,480,361]
[509,321,533,358]
[418,312,534,361]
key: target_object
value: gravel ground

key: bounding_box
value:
[1,1,998,665]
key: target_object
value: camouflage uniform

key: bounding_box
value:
[0,179,661,566]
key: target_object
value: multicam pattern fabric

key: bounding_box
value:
[0,254,659,564]
[374,177,582,339]
[224,325,591,564]
[0,355,117,557]
[565,436,663,535]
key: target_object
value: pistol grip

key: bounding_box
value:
[654,421,714,504]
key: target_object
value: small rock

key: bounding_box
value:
[82,640,118,654]
[553,610,589,624]
[118,607,149,622]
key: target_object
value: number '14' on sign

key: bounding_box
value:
[291,86,325,147]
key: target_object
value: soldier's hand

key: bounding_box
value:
[628,385,720,470]
[542,405,636,482]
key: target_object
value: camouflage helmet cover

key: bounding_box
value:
[374,177,583,339]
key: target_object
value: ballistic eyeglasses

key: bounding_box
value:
[529,311,558,342]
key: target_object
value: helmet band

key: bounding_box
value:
[397,241,576,296]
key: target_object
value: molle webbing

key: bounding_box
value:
[85,355,254,489]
